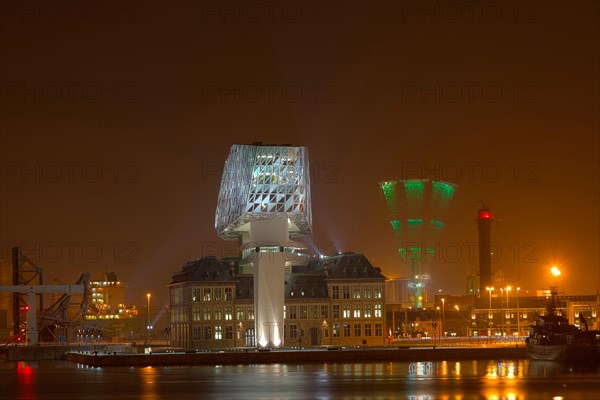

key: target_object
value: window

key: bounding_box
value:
[364,286,371,299]
[364,304,372,318]
[248,306,254,320]
[353,304,361,318]
[215,325,222,340]
[283,305,286,319]
[225,325,233,340]
[193,326,201,340]
[214,288,222,301]
[354,323,361,337]
[364,323,372,336]
[203,307,211,321]
[204,326,212,340]
[300,306,307,319]
[310,305,318,319]
[203,288,211,302]
[320,305,329,319]
[343,323,351,337]
[288,306,297,319]
[343,286,350,299]
[375,304,382,318]
[290,324,298,339]
[193,307,201,321]
[375,323,382,337]
[224,306,233,320]
[225,287,233,301]
[353,286,361,299]
[332,286,339,299]
[343,305,350,318]
[374,285,382,299]
[237,306,244,320]
[193,288,201,302]
[214,307,222,320]
[172,288,181,305]
[333,323,340,337]
[333,305,340,318]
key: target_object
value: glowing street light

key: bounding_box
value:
[486,286,494,311]
[516,287,521,336]
[550,266,562,293]
[505,286,511,336]
[441,298,445,338]
[146,292,151,345]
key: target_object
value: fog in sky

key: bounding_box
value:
[1,1,598,306]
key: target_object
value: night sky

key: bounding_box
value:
[1,1,598,308]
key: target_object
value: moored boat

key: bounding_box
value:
[526,288,600,361]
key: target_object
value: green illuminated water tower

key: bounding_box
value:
[380,179,457,307]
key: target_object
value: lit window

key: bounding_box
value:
[374,286,382,299]
[363,287,371,299]
[343,305,351,318]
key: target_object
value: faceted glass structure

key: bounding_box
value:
[215,144,312,239]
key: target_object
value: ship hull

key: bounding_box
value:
[526,341,600,361]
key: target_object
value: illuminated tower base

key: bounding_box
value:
[243,219,288,348]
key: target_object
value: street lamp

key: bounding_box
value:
[146,292,151,346]
[516,287,521,337]
[486,287,494,335]
[441,298,445,338]
[500,288,505,336]
[550,266,561,293]
[505,286,511,335]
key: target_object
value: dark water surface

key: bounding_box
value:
[0,359,598,399]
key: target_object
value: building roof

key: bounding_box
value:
[285,273,328,300]
[170,253,387,298]
[309,252,387,281]
[170,257,235,285]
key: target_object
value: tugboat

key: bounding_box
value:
[526,287,600,361]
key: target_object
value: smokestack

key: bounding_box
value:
[477,205,493,293]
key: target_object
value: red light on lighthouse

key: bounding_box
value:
[479,210,491,219]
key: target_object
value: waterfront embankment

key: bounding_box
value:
[67,346,527,367]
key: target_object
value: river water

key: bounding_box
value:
[0,359,598,399]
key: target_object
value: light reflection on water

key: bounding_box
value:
[0,358,598,399]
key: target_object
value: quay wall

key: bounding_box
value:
[67,347,528,367]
